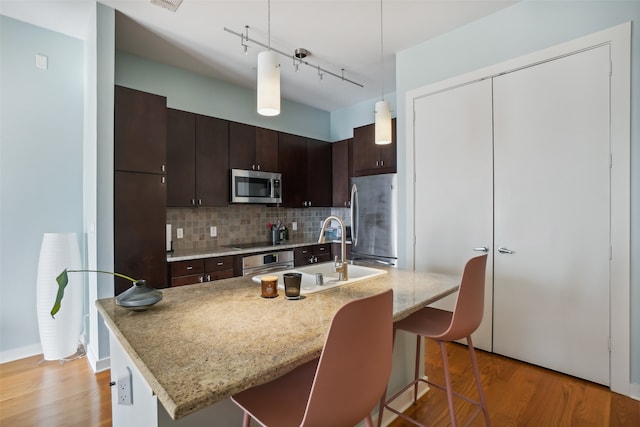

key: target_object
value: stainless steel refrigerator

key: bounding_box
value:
[350,173,398,266]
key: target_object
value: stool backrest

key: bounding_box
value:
[301,289,394,426]
[445,254,488,341]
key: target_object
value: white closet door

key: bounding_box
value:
[413,79,494,351]
[493,45,610,385]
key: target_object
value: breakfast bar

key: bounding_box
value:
[97,263,459,426]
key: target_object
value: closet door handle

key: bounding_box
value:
[498,247,514,254]
[473,246,489,253]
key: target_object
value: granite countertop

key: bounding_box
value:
[167,238,351,262]
[96,264,459,420]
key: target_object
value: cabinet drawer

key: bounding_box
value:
[171,274,203,287]
[315,244,331,256]
[205,256,234,272]
[207,269,234,281]
[171,259,205,277]
[294,246,312,257]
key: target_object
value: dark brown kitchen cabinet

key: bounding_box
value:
[306,138,332,207]
[196,115,229,206]
[114,86,168,296]
[170,255,236,287]
[278,133,332,208]
[114,85,166,174]
[166,109,229,207]
[166,109,195,206]
[278,132,307,208]
[229,122,278,172]
[332,138,352,207]
[294,244,332,266]
[114,171,168,295]
[352,119,397,176]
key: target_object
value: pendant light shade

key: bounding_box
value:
[257,50,280,116]
[375,100,392,145]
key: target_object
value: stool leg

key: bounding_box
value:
[466,335,491,426]
[377,328,398,427]
[242,411,251,427]
[439,341,457,427]
[414,335,421,404]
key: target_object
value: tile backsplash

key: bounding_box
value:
[167,206,350,251]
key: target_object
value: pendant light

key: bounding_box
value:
[375,0,392,144]
[257,0,280,116]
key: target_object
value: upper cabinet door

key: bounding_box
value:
[306,138,332,207]
[254,127,278,172]
[114,85,167,174]
[278,132,307,208]
[352,124,379,175]
[332,138,352,208]
[379,118,397,172]
[229,122,255,170]
[196,115,229,207]
[166,108,196,207]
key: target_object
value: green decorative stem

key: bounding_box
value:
[50,269,138,318]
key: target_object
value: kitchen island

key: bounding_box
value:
[98,262,459,426]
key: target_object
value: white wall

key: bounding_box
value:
[394,0,640,387]
[0,15,85,361]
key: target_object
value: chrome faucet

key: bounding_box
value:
[318,215,348,281]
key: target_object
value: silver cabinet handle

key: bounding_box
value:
[473,246,489,253]
[498,247,514,254]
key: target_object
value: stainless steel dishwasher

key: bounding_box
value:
[242,250,294,276]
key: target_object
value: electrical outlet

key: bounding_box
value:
[210,226,217,237]
[177,228,184,239]
[117,367,133,406]
[292,222,297,231]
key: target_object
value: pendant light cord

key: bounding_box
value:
[267,0,271,50]
[380,0,384,101]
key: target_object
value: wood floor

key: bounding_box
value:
[1,342,638,426]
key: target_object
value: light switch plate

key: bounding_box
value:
[35,53,48,70]
[210,226,217,237]
[177,228,184,239]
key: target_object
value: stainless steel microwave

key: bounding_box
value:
[230,169,282,204]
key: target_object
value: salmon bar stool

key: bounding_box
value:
[231,289,394,427]
[378,255,490,427]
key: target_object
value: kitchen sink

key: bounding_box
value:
[251,262,387,294]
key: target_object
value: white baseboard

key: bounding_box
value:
[0,343,42,364]
[378,377,430,427]
[630,383,640,401]
[84,337,110,373]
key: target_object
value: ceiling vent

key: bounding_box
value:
[150,0,183,12]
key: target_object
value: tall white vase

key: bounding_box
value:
[36,232,83,360]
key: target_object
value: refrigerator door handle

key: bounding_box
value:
[350,183,358,246]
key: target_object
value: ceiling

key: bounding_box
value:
[2,0,519,112]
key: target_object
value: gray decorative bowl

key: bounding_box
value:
[115,280,163,311]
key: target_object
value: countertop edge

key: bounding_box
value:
[167,240,351,262]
